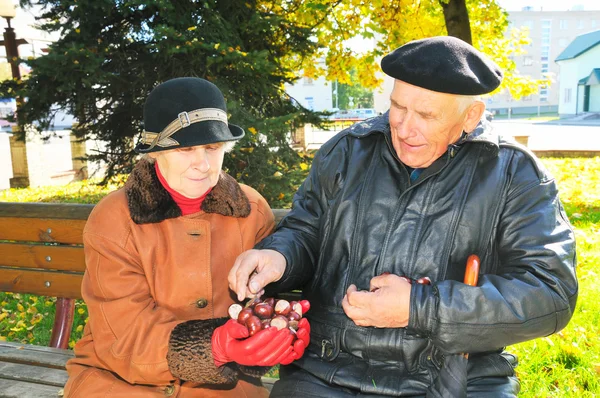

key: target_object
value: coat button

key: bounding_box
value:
[164,384,175,396]
[196,298,208,308]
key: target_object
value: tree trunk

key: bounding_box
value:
[439,0,472,44]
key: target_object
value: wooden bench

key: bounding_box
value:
[0,201,289,397]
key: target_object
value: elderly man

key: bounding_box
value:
[229,36,577,397]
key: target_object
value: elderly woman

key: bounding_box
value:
[64,77,309,397]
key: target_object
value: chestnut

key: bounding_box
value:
[416,277,431,285]
[263,297,275,308]
[288,320,299,331]
[254,302,274,319]
[292,302,303,317]
[288,311,301,322]
[228,303,243,321]
[237,307,254,325]
[270,315,289,330]
[261,319,271,329]
[244,296,262,308]
[274,299,291,316]
[245,315,263,336]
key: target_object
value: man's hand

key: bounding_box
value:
[228,249,286,302]
[342,274,412,328]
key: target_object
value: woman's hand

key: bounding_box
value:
[228,249,286,301]
[211,319,308,367]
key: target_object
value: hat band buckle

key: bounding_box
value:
[140,108,229,151]
[178,112,191,128]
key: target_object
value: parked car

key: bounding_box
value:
[484,110,495,122]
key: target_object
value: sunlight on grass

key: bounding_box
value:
[0,157,599,396]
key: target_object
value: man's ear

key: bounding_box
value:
[463,101,486,133]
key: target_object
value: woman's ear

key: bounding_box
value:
[463,101,486,133]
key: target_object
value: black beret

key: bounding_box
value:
[381,36,503,95]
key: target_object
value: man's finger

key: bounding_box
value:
[233,253,261,301]
[346,285,369,307]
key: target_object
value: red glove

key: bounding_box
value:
[279,317,311,365]
[212,319,295,367]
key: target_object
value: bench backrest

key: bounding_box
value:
[0,202,290,299]
[0,202,93,299]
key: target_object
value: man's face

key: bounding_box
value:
[150,143,225,198]
[388,80,472,168]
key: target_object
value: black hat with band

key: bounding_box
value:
[135,77,244,154]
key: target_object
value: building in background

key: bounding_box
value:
[487,7,600,116]
[284,59,334,113]
[373,6,600,116]
[555,29,600,115]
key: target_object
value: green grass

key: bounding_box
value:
[1,157,599,396]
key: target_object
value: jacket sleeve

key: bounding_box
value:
[82,224,236,385]
[409,150,578,354]
[257,146,337,293]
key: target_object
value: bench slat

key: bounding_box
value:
[0,268,83,299]
[0,217,86,244]
[0,378,63,397]
[0,202,94,220]
[0,361,69,387]
[0,342,73,369]
[0,243,85,272]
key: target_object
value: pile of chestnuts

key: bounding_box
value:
[228,297,310,336]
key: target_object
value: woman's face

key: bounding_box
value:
[150,143,226,198]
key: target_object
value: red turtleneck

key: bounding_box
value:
[155,162,211,216]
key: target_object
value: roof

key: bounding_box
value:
[578,68,600,85]
[555,29,600,62]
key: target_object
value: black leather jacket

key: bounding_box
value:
[259,114,577,396]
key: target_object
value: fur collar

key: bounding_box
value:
[125,159,251,224]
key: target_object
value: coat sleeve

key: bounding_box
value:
[256,146,338,293]
[409,150,578,354]
[81,219,237,385]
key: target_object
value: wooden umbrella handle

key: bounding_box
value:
[464,254,480,287]
[462,254,481,359]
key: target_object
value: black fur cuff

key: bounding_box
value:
[167,318,238,385]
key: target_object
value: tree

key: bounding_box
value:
[296,0,546,100]
[334,69,374,110]
[3,0,323,207]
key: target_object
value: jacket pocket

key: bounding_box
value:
[306,316,342,362]
[467,351,517,380]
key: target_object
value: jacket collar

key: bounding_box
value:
[125,159,251,224]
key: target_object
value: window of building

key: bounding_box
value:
[523,95,532,101]
[523,56,533,66]
[578,20,585,29]
[592,20,598,28]
[305,97,314,109]
[303,77,314,86]
[523,20,534,30]
[564,88,572,103]
[560,20,568,30]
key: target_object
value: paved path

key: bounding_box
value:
[304,120,600,152]
[492,121,600,151]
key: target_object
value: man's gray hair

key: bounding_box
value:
[456,95,483,114]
